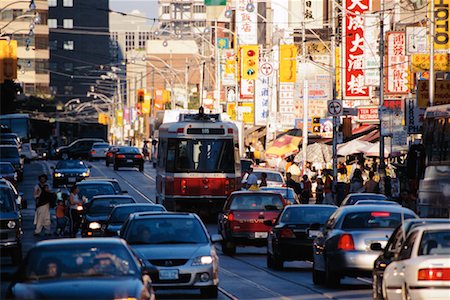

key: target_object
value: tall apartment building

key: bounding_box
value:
[0,0,49,97]
[48,0,109,102]
[158,0,207,36]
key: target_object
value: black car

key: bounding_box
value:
[105,145,120,167]
[51,160,91,188]
[0,145,23,181]
[113,146,144,171]
[102,203,166,237]
[372,218,450,300]
[7,238,154,299]
[76,181,117,202]
[81,195,137,237]
[265,205,337,269]
[0,185,23,264]
[84,178,127,194]
[55,138,105,160]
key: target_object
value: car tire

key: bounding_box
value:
[62,153,69,160]
[325,260,340,287]
[200,286,218,299]
[139,164,144,172]
[267,252,283,270]
[114,164,119,171]
[11,244,22,265]
[221,239,236,256]
[312,261,325,284]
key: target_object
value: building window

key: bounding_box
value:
[48,0,57,7]
[193,5,205,14]
[63,63,73,72]
[63,41,74,50]
[138,32,151,49]
[49,40,57,50]
[162,5,170,14]
[35,60,48,74]
[110,32,118,42]
[23,83,36,94]
[63,0,73,7]
[35,35,48,50]
[63,19,73,29]
[48,19,57,29]
[125,32,135,51]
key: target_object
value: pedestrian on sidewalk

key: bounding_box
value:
[300,175,312,205]
[315,177,324,204]
[33,175,52,236]
[323,169,334,205]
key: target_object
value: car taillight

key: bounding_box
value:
[91,150,96,154]
[337,234,355,251]
[226,212,234,221]
[181,179,187,194]
[177,128,184,133]
[280,228,295,238]
[418,268,450,281]
[107,153,113,157]
[116,154,125,158]
[134,154,142,159]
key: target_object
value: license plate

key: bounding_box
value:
[68,177,76,183]
[127,159,133,163]
[309,230,321,238]
[159,269,179,280]
[255,232,268,238]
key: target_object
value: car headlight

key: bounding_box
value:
[89,222,101,230]
[81,171,90,177]
[54,172,63,178]
[56,149,60,153]
[192,255,213,266]
[7,220,16,229]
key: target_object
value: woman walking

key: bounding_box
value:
[33,174,52,236]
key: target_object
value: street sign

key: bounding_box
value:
[259,62,273,76]
[327,100,343,116]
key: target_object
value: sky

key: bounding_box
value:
[109,0,159,20]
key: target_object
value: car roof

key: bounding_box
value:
[261,187,294,191]
[409,223,450,233]
[130,211,193,219]
[0,162,14,166]
[91,195,134,200]
[85,178,119,182]
[346,193,385,197]
[284,204,337,209]
[93,142,109,145]
[0,145,18,149]
[354,200,400,205]
[76,181,115,186]
[112,203,163,209]
[336,204,416,214]
[36,237,127,248]
[253,168,283,173]
[230,190,285,196]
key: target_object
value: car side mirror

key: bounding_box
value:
[309,223,321,230]
[370,242,384,251]
[210,234,222,243]
[263,220,273,227]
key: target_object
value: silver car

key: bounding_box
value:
[312,205,417,287]
[120,212,221,298]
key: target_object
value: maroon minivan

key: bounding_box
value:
[218,191,288,255]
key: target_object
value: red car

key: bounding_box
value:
[218,191,288,255]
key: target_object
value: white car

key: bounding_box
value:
[19,143,38,161]
[253,169,285,187]
[89,142,110,160]
[382,223,450,300]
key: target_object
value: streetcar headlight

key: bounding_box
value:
[89,222,101,230]
[192,255,213,266]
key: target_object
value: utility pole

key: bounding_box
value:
[379,0,386,193]
[430,0,435,106]
[185,57,189,109]
[331,0,338,181]
[301,0,309,174]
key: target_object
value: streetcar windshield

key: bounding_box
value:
[166,138,234,173]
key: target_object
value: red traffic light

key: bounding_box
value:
[247,49,255,56]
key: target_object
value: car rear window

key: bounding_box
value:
[0,163,15,173]
[110,206,166,223]
[418,230,450,256]
[281,206,336,224]
[254,171,283,182]
[0,146,19,158]
[341,211,416,229]
[118,147,140,153]
[346,195,387,205]
[229,194,283,210]
[88,198,135,215]
[93,143,109,148]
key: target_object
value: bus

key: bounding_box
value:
[417,104,450,218]
[155,109,241,215]
[0,114,31,141]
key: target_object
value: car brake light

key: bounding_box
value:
[371,212,391,217]
[107,153,113,157]
[134,154,142,159]
[116,154,125,158]
[226,213,234,221]
[337,234,355,251]
[227,128,233,134]
[418,268,450,281]
[177,128,184,133]
[91,150,96,154]
[280,228,295,238]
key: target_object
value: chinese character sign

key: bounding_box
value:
[302,0,324,29]
[386,32,409,94]
[255,75,270,126]
[344,0,370,98]
[236,0,257,45]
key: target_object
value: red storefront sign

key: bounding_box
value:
[344,0,371,98]
[358,106,379,122]
[386,32,409,94]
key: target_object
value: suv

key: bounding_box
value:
[55,138,105,160]
[0,185,23,264]
[0,145,23,181]
[218,191,288,255]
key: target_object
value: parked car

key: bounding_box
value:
[0,145,23,181]
[0,185,23,264]
[51,160,91,188]
[105,145,120,167]
[260,186,299,205]
[55,138,105,160]
[113,146,144,171]
[340,193,388,206]
[89,142,110,161]
[84,178,127,194]
[372,218,450,300]
[0,162,18,185]
[120,212,221,298]
[81,195,137,237]
[265,205,337,269]
[102,203,166,237]
[76,181,117,202]
[6,238,155,299]
[312,205,417,287]
[354,200,400,206]
[252,168,285,187]
[218,191,288,255]
[382,223,450,300]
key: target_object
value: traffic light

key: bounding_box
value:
[240,45,259,80]
[312,116,321,133]
[137,89,145,103]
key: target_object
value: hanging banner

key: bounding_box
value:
[227,103,237,120]
[405,97,425,134]
[279,44,297,83]
[301,0,324,29]
[279,82,296,129]
[222,49,236,86]
[255,75,270,126]
[357,106,379,123]
[236,0,257,44]
[240,79,254,100]
[336,47,341,98]
[364,13,380,86]
[429,0,450,50]
[417,80,450,107]
[386,32,409,94]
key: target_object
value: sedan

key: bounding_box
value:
[383,223,450,300]
[6,238,154,300]
[81,195,137,237]
[0,145,23,181]
[51,160,91,188]
[341,193,388,206]
[114,146,144,171]
[102,203,166,237]
[312,205,417,287]
[252,169,285,187]
[266,205,337,269]
[120,212,221,298]
[260,187,299,205]
[89,142,110,161]
[0,162,17,186]
[76,181,117,202]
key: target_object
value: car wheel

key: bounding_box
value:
[11,244,22,265]
[267,252,283,270]
[312,261,325,285]
[200,286,218,299]
[139,164,144,172]
[325,260,340,287]
[114,164,119,171]
[62,153,69,160]
[221,239,236,256]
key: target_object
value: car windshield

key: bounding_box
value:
[0,147,19,158]
[126,217,208,245]
[345,194,387,205]
[341,211,416,229]
[418,230,450,256]
[0,188,15,212]
[93,143,109,148]
[78,184,116,199]
[0,163,15,173]
[23,244,139,281]
[110,206,166,223]
[118,147,140,154]
[229,194,284,211]
[56,160,87,169]
[253,171,283,182]
[87,198,135,215]
[280,206,336,225]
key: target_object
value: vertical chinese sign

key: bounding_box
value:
[255,75,269,126]
[344,0,371,98]
[386,32,409,94]
[236,0,257,45]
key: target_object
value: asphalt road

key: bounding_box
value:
[1,160,372,299]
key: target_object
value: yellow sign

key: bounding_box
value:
[240,102,254,124]
[430,0,450,50]
[279,45,297,83]
[336,47,341,98]
[0,40,18,83]
[227,103,237,120]
[411,53,450,72]
[417,80,450,108]
[116,110,123,126]
[142,92,151,114]
[98,113,109,125]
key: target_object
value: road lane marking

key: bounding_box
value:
[143,170,156,182]
[218,287,238,300]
